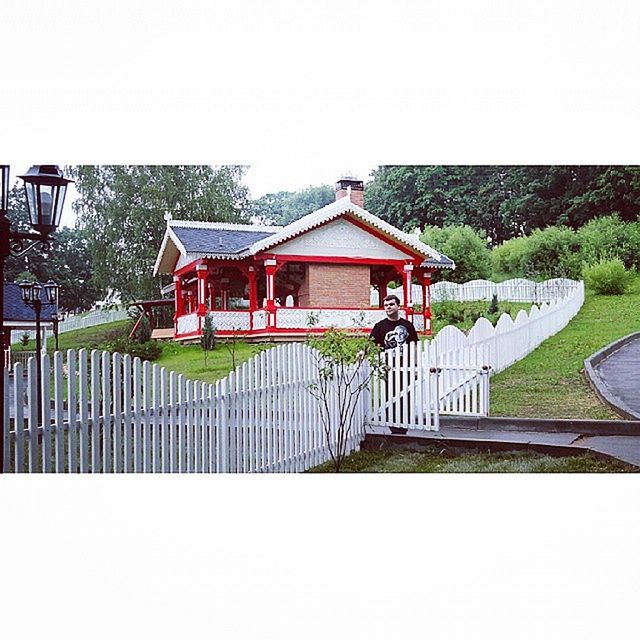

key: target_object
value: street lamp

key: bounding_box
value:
[1,165,72,473]
[18,279,60,424]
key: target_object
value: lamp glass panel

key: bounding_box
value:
[39,185,54,228]
[25,183,38,226]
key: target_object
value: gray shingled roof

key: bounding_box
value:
[3,283,58,322]
[171,226,277,255]
[421,255,456,269]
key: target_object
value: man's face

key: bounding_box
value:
[384,298,400,320]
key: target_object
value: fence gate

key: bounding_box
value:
[368,341,440,431]
[367,342,491,432]
[436,345,491,417]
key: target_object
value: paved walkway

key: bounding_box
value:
[594,336,640,418]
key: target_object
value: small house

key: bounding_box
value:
[153,178,454,341]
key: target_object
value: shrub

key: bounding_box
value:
[577,214,640,269]
[434,300,465,325]
[583,259,633,295]
[491,236,529,279]
[421,225,491,283]
[104,336,163,361]
[523,226,582,279]
[20,332,30,348]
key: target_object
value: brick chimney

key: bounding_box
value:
[335,176,364,208]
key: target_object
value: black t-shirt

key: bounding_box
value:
[370,318,419,350]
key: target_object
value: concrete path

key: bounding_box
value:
[594,336,640,418]
[365,416,640,468]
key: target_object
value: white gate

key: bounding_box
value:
[366,342,491,432]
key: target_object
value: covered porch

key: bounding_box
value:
[172,256,436,341]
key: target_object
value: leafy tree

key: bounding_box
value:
[252,184,334,225]
[69,165,251,302]
[306,327,385,472]
[365,165,640,244]
[421,225,491,283]
[4,184,104,313]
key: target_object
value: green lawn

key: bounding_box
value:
[491,276,640,419]
[13,320,130,353]
[156,341,267,384]
[309,448,636,473]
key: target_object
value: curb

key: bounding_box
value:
[583,332,640,421]
[439,415,640,436]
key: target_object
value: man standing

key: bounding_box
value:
[370,294,418,351]
[370,294,419,435]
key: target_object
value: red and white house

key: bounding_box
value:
[153,178,454,341]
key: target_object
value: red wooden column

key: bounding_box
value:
[422,270,433,336]
[403,264,414,322]
[196,264,208,317]
[264,259,277,328]
[248,266,257,329]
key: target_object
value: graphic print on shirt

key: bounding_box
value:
[384,324,409,349]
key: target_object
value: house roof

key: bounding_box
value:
[3,282,58,323]
[171,224,278,255]
[153,197,455,274]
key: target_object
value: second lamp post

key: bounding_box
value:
[18,279,60,423]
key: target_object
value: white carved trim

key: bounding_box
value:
[177,313,199,335]
[253,310,267,330]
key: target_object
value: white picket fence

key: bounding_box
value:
[375,277,579,306]
[430,281,585,373]
[3,343,367,474]
[2,280,585,473]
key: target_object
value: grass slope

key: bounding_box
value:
[491,276,640,419]
[157,341,262,384]
[15,320,130,353]
[310,448,636,472]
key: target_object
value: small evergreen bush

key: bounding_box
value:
[583,258,633,295]
[20,332,30,348]
[201,313,216,366]
[488,293,499,315]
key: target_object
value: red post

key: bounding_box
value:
[248,266,257,330]
[196,264,208,316]
[423,271,432,336]
[265,259,277,328]
[403,264,414,322]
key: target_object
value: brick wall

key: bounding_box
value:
[298,263,370,307]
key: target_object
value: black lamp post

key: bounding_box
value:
[18,280,60,424]
[0,165,72,473]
